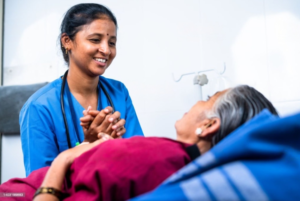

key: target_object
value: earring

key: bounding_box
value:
[195,128,202,135]
[65,48,68,55]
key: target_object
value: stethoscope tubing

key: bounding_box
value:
[61,70,72,148]
[60,70,115,148]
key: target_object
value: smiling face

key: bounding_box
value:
[67,18,117,77]
[175,90,227,144]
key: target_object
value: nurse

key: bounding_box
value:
[20,3,144,176]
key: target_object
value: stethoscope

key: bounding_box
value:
[60,70,115,148]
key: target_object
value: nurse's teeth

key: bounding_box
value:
[95,58,106,63]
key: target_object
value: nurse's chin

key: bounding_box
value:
[86,69,106,77]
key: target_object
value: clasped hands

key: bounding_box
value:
[33,107,126,201]
[70,106,125,163]
[80,106,126,143]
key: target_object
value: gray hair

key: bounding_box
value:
[207,85,278,146]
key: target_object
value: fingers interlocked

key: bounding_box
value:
[80,106,126,142]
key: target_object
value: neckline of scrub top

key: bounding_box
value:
[65,79,102,144]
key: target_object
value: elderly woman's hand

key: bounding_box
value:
[33,134,112,201]
[80,106,126,143]
[63,133,113,166]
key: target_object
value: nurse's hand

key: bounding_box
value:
[80,106,126,142]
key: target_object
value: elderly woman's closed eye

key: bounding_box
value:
[176,85,278,154]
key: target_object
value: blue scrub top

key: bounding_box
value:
[20,76,144,176]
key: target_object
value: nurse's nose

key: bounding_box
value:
[98,41,111,56]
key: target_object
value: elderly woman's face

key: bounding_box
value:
[175,90,226,144]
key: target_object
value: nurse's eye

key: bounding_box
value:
[109,41,116,47]
[206,95,211,101]
[90,39,100,43]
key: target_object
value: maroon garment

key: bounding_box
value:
[0,166,49,201]
[0,137,191,200]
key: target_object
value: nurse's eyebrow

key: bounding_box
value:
[88,33,116,39]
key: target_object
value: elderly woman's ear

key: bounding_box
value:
[195,118,221,140]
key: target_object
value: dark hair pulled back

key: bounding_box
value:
[60,3,118,64]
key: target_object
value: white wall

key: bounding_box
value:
[1,135,25,183]
[2,0,300,183]
[0,0,3,85]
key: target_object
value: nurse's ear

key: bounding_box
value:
[195,118,220,140]
[61,33,72,51]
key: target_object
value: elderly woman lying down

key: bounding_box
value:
[0,85,278,201]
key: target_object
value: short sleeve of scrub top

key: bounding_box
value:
[20,76,144,176]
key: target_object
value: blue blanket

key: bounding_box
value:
[132,109,300,200]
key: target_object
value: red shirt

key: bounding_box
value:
[0,137,192,201]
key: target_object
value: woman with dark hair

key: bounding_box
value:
[19,3,144,177]
[3,85,279,201]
